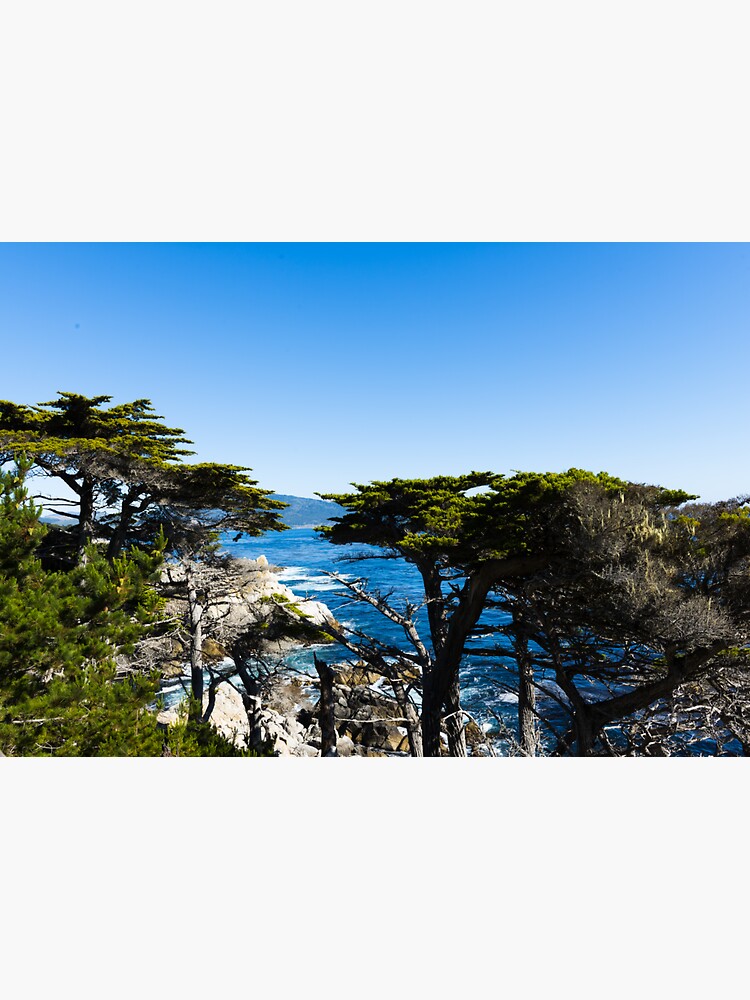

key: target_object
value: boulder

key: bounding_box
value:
[328,677,412,754]
[336,735,356,757]
[202,637,228,662]
[156,705,182,728]
[204,683,250,748]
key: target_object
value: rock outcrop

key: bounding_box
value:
[131,555,337,679]
[157,665,415,758]
[330,671,412,754]
[148,557,415,758]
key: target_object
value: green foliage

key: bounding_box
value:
[259,592,334,645]
[318,467,710,756]
[0,456,46,579]
[148,461,289,558]
[0,549,165,697]
[0,392,193,463]
[162,706,262,757]
[0,392,288,562]
[318,472,496,562]
[0,450,285,756]
[319,468,694,567]
[466,470,695,562]
[0,664,166,756]
[0,464,167,756]
[1,670,261,757]
[0,393,299,756]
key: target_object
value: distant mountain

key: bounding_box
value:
[40,495,346,531]
[39,511,72,525]
[271,494,345,528]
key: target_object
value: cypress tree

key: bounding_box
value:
[0,392,287,563]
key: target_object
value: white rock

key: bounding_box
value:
[156,706,182,727]
[202,683,250,748]
[336,735,355,757]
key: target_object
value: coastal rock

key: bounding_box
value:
[155,666,414,757]
[336,735,355,757]
[202,637,229,662]
[206,683,250,747]
[317,670,413,755]
[155,682,250,747]
[157,681,327,757]
[147,559,417,758]
[149,555,338,674]
[156,705,182,727]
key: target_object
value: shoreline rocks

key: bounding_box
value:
[148,556,414,757]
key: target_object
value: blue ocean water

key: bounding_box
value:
[218,530,733,755]
[223,528,520,734]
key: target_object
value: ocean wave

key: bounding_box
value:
[160,682,186,695]
[286,575,353,593]
[275,566,307,580]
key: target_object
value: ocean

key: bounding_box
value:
[223,527,520,736]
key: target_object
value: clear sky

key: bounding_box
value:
[1,242,748,500]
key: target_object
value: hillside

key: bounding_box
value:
[39,495,344,530]
[270,494,345,528]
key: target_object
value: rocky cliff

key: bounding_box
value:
[148,555,414,757]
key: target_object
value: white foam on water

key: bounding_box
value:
[160,682,185,695]
[495,691,519,704]
[302,580,350,593]
[276,568,356,593]
[275,566,306,579]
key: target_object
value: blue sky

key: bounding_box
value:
[1,242,748,500]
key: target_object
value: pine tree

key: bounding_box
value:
[0,462,247,756]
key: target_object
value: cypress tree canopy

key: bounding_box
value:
[0,392,194,464]
[0,392,287,561]
[318,468,696,567]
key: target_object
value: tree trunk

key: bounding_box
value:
[418,565,447,757]
[444,675,467,757]
[421,663,466,757]
[420,561,515,757]
[187,568,204,722]
[202,677,219,723]
[421,657,468,757]
[539,613,601,757]
[77,476,96,563]
[314,654,338,757]
[516,631,539,756]
[234,663,265,750]
[552,668,596,756]
[554,645,724,755]
[421,670,444,756]
[574,708,596,756]
[390,676,423,757]
[107,496,134,561]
